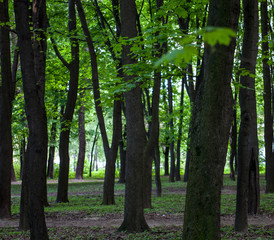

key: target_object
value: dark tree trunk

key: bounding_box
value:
[20,137,26,180]
[183,65,196,183]
[118,124,126,183]
[19,156,29,230]
[76,0,122,205]
[162,80,169,177]
[229,99,237,181]
[164,144,169,176]
[143,67,161,209]
[176,77,185,181]
[102,100,121,204]
[15,0,49,238]
[89,125,99,177]
[183,128,191,182]
[47,118,57,179]
[183,0,239,239]
[118,0,149,232]
[168,78,175,183]
[0,0,13,219]
[93,0,126,197]
[75,103,86,180]
[152,36,162,196]
[235,0,259,232]
[57,0,79,203]
[261,1,274,193]
[154,140,162,197]
[11,42,19,100]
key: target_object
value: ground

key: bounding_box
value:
[0,177,273,239]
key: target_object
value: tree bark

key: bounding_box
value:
[118,124,126,183]
[154,143,162,197]
[118,0,149,232]
[229,98,238,181]
[168,78,175,183]
[56,0,79,203]
[183,0,240,239]
[47,118,57,179]
[89,125,99,177]
[20,137,26,180]
[261,1,274,193]
[143,66,161,209]
[176,77,185,181]
[0,0,13,219]
[14,0,49,238]
[75,102,86,180]
[183,128,191,182]
[164,143,169,176]
[235,0,259,232]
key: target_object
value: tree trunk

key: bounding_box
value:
[75,103,86,179]
[20,137,26,180]
[143,68,161,209]
[164,144,169,176]
[261,1,274,193]
[183,0,239,239]
[0,0,13,219]
[76,0,122,205]
[183,129,191,182]
[118,0,149,232]
[183,64,196,183]
[235,0,259,232]
[118,124,126,183]
[93,0,126,199]
[176,77,185,181]
[229,98,237,181]
[102,99,121,205]
[154,141,162,197]
[89,125,99,177]
[19,156,29,230]
[47,118,57,179]
[168,78,175,183]
[57,0,79,203]
[15,0,49,238]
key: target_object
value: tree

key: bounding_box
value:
[229,97,238,181]
[55,0,80,203]
[118,124,126,183]
[76,0,122,205]
[175,77,185,181]
[261,0,274,193]
[118,0,150,232]
[182,0,240,239]
[168,78,176,183]
[14,0,49,238]
[235,0,260,231]
[0,0,13,219]
[75,94,86,180]
[47,116,57,179]
[89,125,99,177]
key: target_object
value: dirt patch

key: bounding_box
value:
[1,212,274,230]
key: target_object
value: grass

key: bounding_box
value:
[2,175,274,239]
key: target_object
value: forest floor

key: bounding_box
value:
[0,176,273,239]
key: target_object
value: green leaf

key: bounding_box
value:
[203,27,236,46]
[154,45,197,68]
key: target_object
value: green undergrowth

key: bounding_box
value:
[4,176,273,239]
[1,225,273,240]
